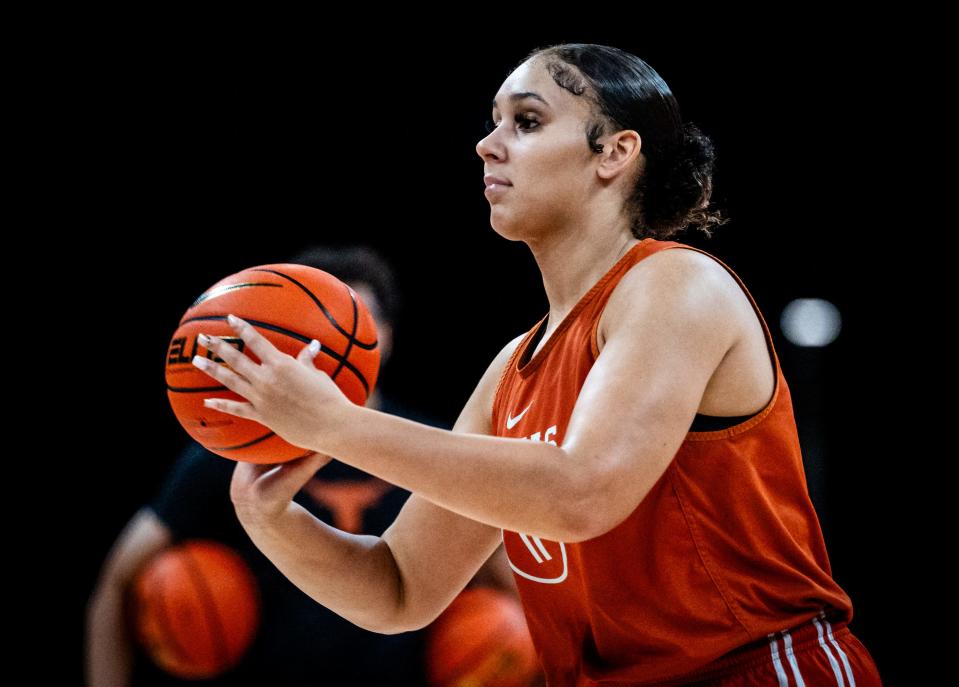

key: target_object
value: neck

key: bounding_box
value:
[527,221,639,329]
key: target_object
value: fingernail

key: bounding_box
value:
[192,355,207,368]
[227,314,239,325]
[309,340,321,355]
[198,333,210,345]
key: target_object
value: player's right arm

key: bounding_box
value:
[84,507,173,687]
[230,334,523,635]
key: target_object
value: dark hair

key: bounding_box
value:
[520,43,729,240]
[285,245,402,325]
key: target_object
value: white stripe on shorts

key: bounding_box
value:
[781,628,807,687]
[767,632,791,687]
[812,612,848,686]
[817,611,857,687]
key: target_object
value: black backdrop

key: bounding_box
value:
[64,27,917,685]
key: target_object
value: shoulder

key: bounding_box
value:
[601,247,742,348]
[622,246,734,298]
[488,331,527,387]
[487,331,528,375]
[475,331,528,400]
[502,331,528,359]
[488,331,532,402]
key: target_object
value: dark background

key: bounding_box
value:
[62,26,918,685]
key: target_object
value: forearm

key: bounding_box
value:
[85,583,135,687]
[237,501,406,633]
[313,405,587,542]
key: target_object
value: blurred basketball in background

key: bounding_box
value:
[165,263,381,463]
[127,539,261,680]
[425,586,543,687]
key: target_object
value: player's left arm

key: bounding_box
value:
[561,248,742,540]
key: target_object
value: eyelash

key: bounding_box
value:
[484,114,540,134]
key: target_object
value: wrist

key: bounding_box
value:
[313,399,360,456]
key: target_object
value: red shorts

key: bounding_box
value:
[680,610,883,686]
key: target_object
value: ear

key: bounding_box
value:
[596,129,643,182]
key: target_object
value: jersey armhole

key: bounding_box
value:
[589,316,602,360]
[490,334,527,428]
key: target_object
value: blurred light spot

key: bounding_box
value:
[780,298,842,347]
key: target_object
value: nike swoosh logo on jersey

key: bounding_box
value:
[506,403,532,429]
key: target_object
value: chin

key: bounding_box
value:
[488,215,526,242]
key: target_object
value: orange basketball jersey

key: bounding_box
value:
[492,238,854,686]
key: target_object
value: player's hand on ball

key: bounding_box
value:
[230,451,332,525]
[191,314,349,452]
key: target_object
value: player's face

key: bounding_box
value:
[476,58,600,241]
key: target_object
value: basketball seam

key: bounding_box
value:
[250,268,377,348]
[174,314,372,396]
[208,430,275,452]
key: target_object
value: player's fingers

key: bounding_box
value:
[225,314,282,365]
[235,460,276,480]
[231,460,276,504]
[197,333,261,381]
[192,354,257,400]
[202,397,257,418]
[230,452,329,516]
[265,452,332,492]
[296,339,322,366]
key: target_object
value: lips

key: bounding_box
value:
[484,174,512,187]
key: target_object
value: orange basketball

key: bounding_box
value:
[127,539,260,680]
[165,263,380,463]
[425,587,543,687]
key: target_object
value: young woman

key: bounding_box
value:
[191,43,883,686]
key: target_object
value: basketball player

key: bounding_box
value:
[191,44,883,685]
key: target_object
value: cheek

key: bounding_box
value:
[511,135,589,205]
[531,138,588,183]
[533,160,586,204]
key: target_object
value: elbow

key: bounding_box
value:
[375,608,432,636]
[343,603,417,635]
[357,620,411,636]
[561,466,607,544]
[569,489,650,543]
[339,610,415,638]
[562,460,634,543]
[563,521,593,545]
[563,500,603,543]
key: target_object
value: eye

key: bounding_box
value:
[484,114,540,134]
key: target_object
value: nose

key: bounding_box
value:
[476,125,501,162]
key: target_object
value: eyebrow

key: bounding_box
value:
[491,92,550,110]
